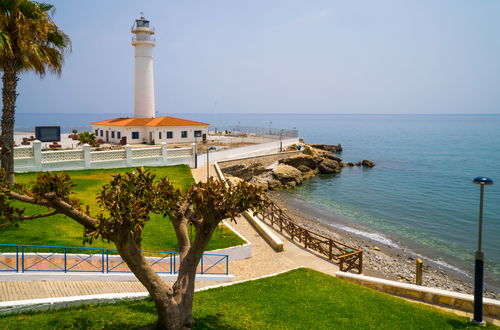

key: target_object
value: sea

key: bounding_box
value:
[15,112,500,290]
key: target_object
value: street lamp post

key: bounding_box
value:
[206,146,216,181]
[280,129,284,152]
[194,135,198,169]
[471,176,493,326]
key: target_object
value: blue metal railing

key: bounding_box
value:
[0,244,229,275]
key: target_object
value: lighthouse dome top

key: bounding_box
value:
[136,16,149,27]
[132,14,154,34]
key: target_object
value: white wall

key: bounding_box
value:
[147,125,208,144]
[92,125,208,145]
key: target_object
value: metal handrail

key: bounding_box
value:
[0,244,229,275]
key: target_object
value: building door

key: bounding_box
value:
[149,132,154,145]
[105,131,109,142]
[120,136,127,145]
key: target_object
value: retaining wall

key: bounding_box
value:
[218,150,303,169]
[336,272,500,319]
[198,138,300,165]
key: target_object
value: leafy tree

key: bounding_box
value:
[77,131,97,147]
[0,168,265,329]
[0,0,71,185]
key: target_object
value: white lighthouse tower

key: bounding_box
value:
[131,15,156,118]
[91,16,210,146]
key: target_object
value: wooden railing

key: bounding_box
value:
[258,196,363,274]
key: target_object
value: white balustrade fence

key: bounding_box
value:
[14,141,195,172]
[13,138,301,173]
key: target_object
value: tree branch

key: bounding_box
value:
[10,210,56,221]
[9,191,98,230]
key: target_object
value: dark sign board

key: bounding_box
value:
[35,126,61,142]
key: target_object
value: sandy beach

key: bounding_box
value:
[268,192,500,300]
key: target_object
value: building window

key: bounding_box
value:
[158,132,162,139]
[100,130,104,137]
[132,132,140,139]
[194,130,202,137]
[181,131,188,138]
[166,131,173,139]
[117,132,121,139]
[95,129,98,136]
[111,131,115,139]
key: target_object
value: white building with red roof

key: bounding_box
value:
[91,15,209,145]
[91,116,208,145]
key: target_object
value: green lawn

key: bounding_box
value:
[0,268,496,329]
[0,166,245,251]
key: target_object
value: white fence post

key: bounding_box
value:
[161,142,168,165]
[32,140,42,171]
[125,144,132,167]
[82,144,91,169]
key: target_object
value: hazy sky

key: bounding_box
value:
[17,1,500,115]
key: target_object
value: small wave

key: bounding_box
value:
[430,259,470,277]
[327,223,401,248]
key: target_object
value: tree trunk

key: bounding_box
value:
[114,233,193,329]
[172,222,218,327]
[1,61,19,186]
[114,221,217,329]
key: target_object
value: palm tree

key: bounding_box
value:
[77,131,98,147]
[0,0,70,184]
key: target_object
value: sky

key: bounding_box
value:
[17,0,500,115]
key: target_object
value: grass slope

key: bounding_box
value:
[0,166,245,251]
[0,268,496,329]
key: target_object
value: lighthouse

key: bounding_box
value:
[131,15,156,118]
[91,16,209,146]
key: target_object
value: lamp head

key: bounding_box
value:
[473,176,493,186]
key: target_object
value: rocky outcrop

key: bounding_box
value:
[309,143,342,153]
[220,143,374,191]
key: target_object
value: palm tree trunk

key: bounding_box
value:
[1,61,19,185]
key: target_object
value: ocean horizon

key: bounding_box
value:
[14,112,500,290]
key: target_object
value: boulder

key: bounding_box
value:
[297,165,313,173]
[318,159,341,174]
[267,178,282,190]
[224,174,244,185]
[273,164,303,186]
[361,159,375,168]
[279,154,318,170]
[319,153,342,163]
[222,162,269,181]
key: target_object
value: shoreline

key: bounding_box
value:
[268,191,500,300]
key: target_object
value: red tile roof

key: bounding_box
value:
[91,116,209,127]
